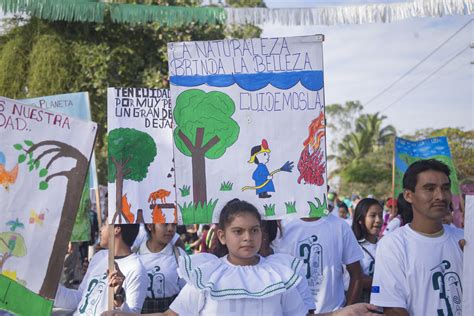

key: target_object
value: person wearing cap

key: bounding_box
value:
[380,198,402,236]
[248,139,275,198]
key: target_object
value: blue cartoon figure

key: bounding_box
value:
[242,139,294,198]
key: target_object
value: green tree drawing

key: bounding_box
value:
[173,89,240,205]
[108,128,157,223]
[0,232,26,272]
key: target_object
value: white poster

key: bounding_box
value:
[463,195,473,316]
[0,96,97,298]
[107,88,176,224]
[168,35,327,224]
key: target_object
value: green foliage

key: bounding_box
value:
[179,185,191,197]
[13,141,52,190]
[179,199,218,224]
[0,232,26,257]
[308,194,328,218]
[263,204,275,217]
[219,181,233,191]
[284,201,297,214]
[226,0,267,7]
[0,35,30,98]
[173,89,240,158]
[27,34,72,97]
[107,128,157,182]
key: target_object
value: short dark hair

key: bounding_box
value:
[402,159,451,192]
[116,224,139,247]
[352,198,383,241]
[397,193,413,224]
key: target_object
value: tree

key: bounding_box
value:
[173,89,240,204]
[327,101,396,197]
[14,139,90,298]
[108,128,157,223]
[0,232,26,272]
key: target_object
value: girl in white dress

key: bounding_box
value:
[351,198,383,303]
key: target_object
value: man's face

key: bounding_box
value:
[404,170,452,222]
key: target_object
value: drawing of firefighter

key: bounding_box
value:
[431,260,462,316]
[242,139,294,198]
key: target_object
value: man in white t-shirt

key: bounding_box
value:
[371,159,464,316]
[273,214,364,313]
[55,222,148,315]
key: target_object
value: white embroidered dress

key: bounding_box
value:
[170,253,308,316]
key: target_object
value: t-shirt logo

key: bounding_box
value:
[78,272,107,315]
[430,260,462,316]
[297,235,323,295]
[147,265,165,299]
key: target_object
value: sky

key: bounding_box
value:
[261,1,473,136]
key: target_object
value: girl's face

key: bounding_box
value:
[338,207,348,219]
[363,204,383,237]
[149,223,176,245]
[217,212,262,266]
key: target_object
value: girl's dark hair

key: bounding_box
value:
[397,193,413,224]
[352,198,383,240]
[211,199,262,257]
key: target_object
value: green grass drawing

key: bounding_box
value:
[179,199,218,224]
[179,185,191,197]
[263,204,276,217]
[285,201,297,214]
[219,181,233,191]
[308,194,328,218]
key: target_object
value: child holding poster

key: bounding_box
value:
[54,222,148,315]
[351,198,384,303]
[137,223,186,313]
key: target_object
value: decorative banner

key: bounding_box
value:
[168,35,327,224]
[21,92,98,242]
[0,97,97,308]
[463,195,474,316]
[107,88,176,224]
[394,136,462,225]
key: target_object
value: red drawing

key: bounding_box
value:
[0,152,18,191]
[297,112,326,186]
[152,205,166,224]
[121,194,135,223]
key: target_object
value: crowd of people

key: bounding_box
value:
[53,159,465,316]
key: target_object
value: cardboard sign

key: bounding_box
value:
[168,35,328,224]
[107,88,176,224]
[0,97,97,304]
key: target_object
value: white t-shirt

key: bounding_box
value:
[273,215,364,313]
[358,240,377,276]
[371,224,463,316]
[54,250,148,315]
[137,241,185,299]
[170,255,308,316]
[383,217,401,235]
